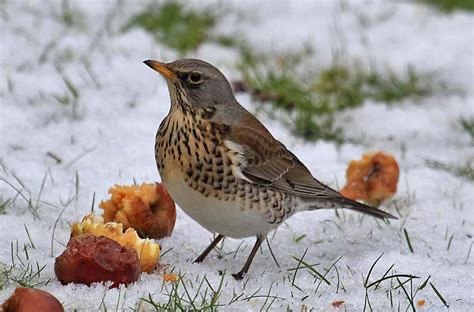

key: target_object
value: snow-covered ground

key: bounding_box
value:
[1,1,473,310]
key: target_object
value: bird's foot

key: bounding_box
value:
[193,256,205,263]
[193,234,225,264]
[232,270,246,280]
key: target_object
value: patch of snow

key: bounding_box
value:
[1,1,473,310]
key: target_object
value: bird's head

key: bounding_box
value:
[144,59,237,117]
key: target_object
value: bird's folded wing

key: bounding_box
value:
[225,125,339,199]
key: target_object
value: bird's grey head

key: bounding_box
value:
[144,59,238,115]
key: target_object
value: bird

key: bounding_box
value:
[144,58,396,280]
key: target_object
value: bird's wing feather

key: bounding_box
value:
[225,123,339,199]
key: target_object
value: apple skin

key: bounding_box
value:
[55,234,140,288]
[2,287,64,312]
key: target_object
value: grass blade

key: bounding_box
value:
[430,282,449,308]
[403,228,414,253]
[291,256,330,285]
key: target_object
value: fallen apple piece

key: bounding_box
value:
[2,287,64,312]
[100,183,176,239]
[55,234,140,288]
[71,214,160,273]
[340,151,399,207]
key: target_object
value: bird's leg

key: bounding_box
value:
[232,235,265,280]
[194,234,225,263]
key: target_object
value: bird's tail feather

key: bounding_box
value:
[308,197,397,220]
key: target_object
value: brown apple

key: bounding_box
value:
[340,151,399,207]
[54,234,140,288]
[100,183,176,239]
[2,287,64,312]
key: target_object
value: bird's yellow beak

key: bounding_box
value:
[143,60,176,81]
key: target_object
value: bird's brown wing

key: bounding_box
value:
[222,114,397,220]
[225,123,339,199]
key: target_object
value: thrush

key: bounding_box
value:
[144,58,396,279]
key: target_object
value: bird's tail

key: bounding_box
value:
[308,196,397,220]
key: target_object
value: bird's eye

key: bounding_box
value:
[188,71,203,84]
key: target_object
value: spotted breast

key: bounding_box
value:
[154,106,297,238]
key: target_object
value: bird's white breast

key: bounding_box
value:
[162,171,275,238]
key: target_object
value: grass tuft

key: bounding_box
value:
[425,159,474,181]
[459,116,474,142]
[0,165,43,219]
[123,2,235,54]
[0,196,12,215]
[365,66,439,103]
[291,255,331,285]
[58,0,86,29]
[51,74,82,120]
[0,240,51,290]
[422,0,474,12]
[235,46,443,142]
[363,253,428,310]
[140,272,226,310]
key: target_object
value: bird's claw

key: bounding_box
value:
[232,271,246,280]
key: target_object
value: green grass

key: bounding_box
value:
[51,74,81,120]
[403,228,415,253]
[0,164,44,219]
[58,0,85,29]
[123,2,235,55]
[236,46,441,143]
[365,66,439,103]
[140,272,225,311]
[459,116,474,142]
[0,196,11,214]
[0,240,51,290]
[425,159,474,181]
[361,253,452,311]
[422,0,474,12]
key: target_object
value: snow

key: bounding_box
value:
[1,1,473,310]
